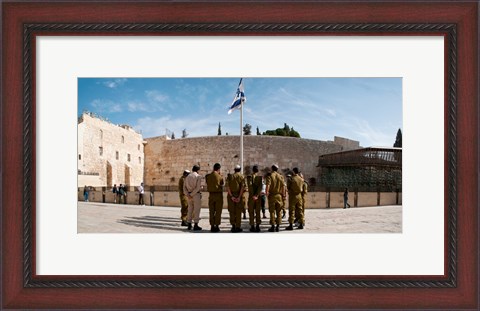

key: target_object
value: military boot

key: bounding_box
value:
[268,225,275,232]
[286,224,294,231]
[275,225,280,232]
[193,223,202,231]
[298,224,304,230]
[249,225,255,232]
[187,223,192,230]
[255,224,261,232]
[181,220,188,227]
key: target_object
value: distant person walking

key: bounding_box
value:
[138,182,145,206]
[118,184,125,204]
[83,185,89,202]
[205,163,224,233]
[226,165,246,233]
[265,164,286,232]
[183,165,203,231]
[178,170,190,226]
[344,188,351,209]
[112,184,118,203]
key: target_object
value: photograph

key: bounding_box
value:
[77,77,403,234]
[2,0,478,310]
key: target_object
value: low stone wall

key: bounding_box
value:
[78,189,401,209]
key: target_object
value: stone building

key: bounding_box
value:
[78,113,360,189]
[78,113,145,188]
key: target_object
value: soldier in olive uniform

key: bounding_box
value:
[286,167,304,230]
[296,173,308,228]
[246,165,263,232]
[226,165,246,233]
[226,173,234,227]
[205,163,224,233]
[265,164,286,232]
[282,176,290,219]
[178,170,190,226]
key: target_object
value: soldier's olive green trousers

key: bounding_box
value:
[179,194,188,221]
[229,196,244,228]
[208,192,223,226]
[268,194,283,225]
[288,194,303,225]
[248,196,262,226]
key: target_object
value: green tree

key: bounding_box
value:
[171,132,175,139]
[256,126,260,135]
[217,122,222,135]
[243,123,252,135]
[289,127,300,138]
[394,128,402,147]
[262,123,301,138]
[181,129,188,138]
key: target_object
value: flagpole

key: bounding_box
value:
[240,96,244,175]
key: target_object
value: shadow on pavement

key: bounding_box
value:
[117,215,277,233]
[118,216,186,232]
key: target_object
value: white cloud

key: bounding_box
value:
[145,90,169,103]
[102,78,127,89]
[90,99,123,113]
[349,119,393,147]
[127,101,149,112]
[133,116,216,139]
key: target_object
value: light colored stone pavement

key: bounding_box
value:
[78,202,402,233]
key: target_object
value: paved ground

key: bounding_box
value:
[78,202,402,233]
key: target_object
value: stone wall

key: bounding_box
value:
[78,113,145,188]
[78,189,402,208]
[144,135,353,186]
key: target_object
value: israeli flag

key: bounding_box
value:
[228,78,246,114]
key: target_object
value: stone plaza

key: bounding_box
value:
[78,202,402,233]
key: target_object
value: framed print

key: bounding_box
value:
[1,1,478,310]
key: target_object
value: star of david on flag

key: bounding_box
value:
[228,78,246,114]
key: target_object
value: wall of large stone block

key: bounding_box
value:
[79,189,401,209]
[78,113,144,188]
[144,135,346,187]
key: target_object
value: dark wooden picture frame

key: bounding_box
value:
[2,1,478,309]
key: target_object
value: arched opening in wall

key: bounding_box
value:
[125,164,131,187]
[106,161,112,188]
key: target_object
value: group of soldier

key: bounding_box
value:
[178,163,308,233]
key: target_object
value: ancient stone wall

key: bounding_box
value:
[78,113,144,188]
[144,135,353,186]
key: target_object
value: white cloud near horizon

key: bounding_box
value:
[90,99,123,113]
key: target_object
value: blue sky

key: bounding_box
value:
[78,78,402,147]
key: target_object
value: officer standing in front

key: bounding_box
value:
[205,163,224,233]
[265,164,286,232]
[183,165,203,231]
[226,165,246,233]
